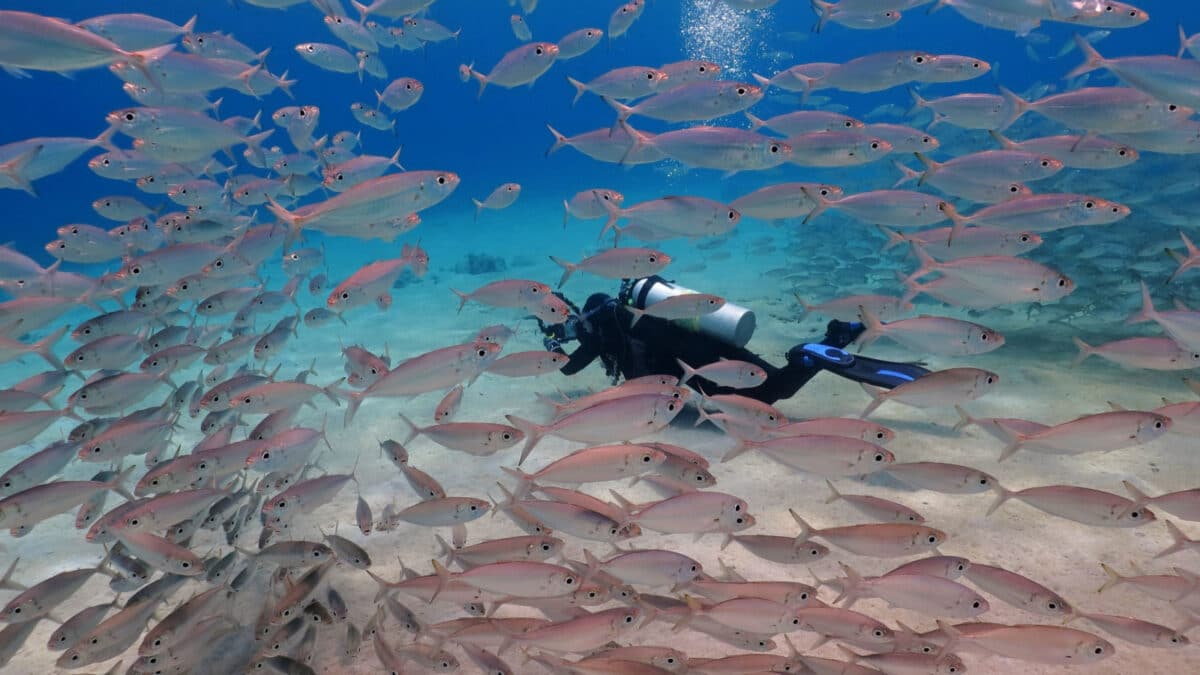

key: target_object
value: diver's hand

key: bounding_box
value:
[543,336,564,353]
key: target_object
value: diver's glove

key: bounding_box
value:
[543,335,564,353]
[822,320,866,349]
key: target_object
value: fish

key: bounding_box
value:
[472,182,521,221]
[460,42,559,98]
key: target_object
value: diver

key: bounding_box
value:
[538,275,931,405]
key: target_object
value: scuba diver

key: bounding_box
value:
[539,275,931,405]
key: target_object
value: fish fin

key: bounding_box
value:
[607,490,636,519]
[549,256,577,288]
[499,466,536,500]
[934,619,961,658]
[0,144,43,197]
[744,111,765,130]
[810,0,833,32]
[397,413,420,445]
[616,119,649,164]
[913,151,939,185]
[952,404,975,432]
[342,390,364,427]
[544,123,567,157]
[994,425,1027,462]
[855,305,885,350]
[984,483,1015,516]
[1097,563,1124,593]
[823,479,844,505]
[29,324,67,370]
[450,288,469,313]
[1154,520,1194,559]
[674,358,698,387]
[1121,480,1152,505]
[939,201,966,246]
[905,241,939,282]
[627,306,646,328]
[1124,280,1157,325]
[996,86,1031,128]
[430,559,451,604]
[505,415,544,466]
[858,383,886,419]
[0,557,21,592]
[566,76,588,106]
[876,225,907,252]
[602,96,635,134]
[905,86,928,117]
[800,186,832,225]
[787,509,813,540]
[1067,33,1106,79]
[1070,337,1095,366]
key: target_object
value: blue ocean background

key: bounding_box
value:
[1,0,1197,284]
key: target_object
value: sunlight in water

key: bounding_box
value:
[681,1,775,79]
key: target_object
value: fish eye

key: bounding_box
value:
[535,47,543,54]
[985,376,995,384]
[262,452,270,459]
[564,575,574,584]
[735,517,744,524]
[973,62,982,68]
[437,175,447,184]
[736,87,746,95]
[1094,646,1103,654]
[728,210,737,219]
[642,454,652,462]
[1009,185,1019,192]
[874,629,885,637]
[477,348,487,357]
[1169,104,1179,111]
[624,615,633,623]
[1154,420,1163,429]
[124,112,135,121]
[873,453,884,462]
[1020,234,1031,242]
[870,142,879,149]
[341,292,350,299]
[1118,149,1127,156]
[1057,278,1067,287]
[913,55,925,63]
[131,266,142,275]
[769,144,779,153]
[1130,510,1141,518]
[927,535,938,543]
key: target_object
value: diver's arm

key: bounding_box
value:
[557,339,600,376]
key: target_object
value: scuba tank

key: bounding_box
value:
[626,275,757,348]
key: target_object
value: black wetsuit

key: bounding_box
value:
[548,293,866,404]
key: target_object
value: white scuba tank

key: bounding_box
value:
[628,276,756,348]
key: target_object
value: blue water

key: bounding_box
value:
[4,0,1200,673]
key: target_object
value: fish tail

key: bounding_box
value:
[430,559,451,604]
[499,466,536,500]
[934,619,962,656]
[906,242,938,282]
[30,324,67,371]
[561,199,570,229]
[876,225,906,252]
[602,95,634,132]
[912,152,939,185]
[855,305,884,349]
[0,557,20,591]
[1168,231,1199,283]
[125,43,175,90]
[616,119,648,164]
[1125,280,1157,325]
[719,437,754,463]
[674,358,699,387]
[995,429,1026,462]
[671,595,702,633]
[984,483,1015,516]
[832,562,863,607]
[793,293,815,314]
[858,383,886,419]
[548,256,577,288]
[567,77,588,106]
[787,508,813,540]
[627,306,646,328]
[343,390,364,427]
[450,288,469,313]
[472,198,484,223]
[1066,34,1106,79]
[107,465,137,502]
[1154,520,1192,559]
[351,0,370,22]
[940,201,966,246]
[810,0,833,33]
[1121,480,1152,506]
[751,72,772,89]
[433,534,456,566]
[800,186,831,225]
[0,143,42,197]
[505,415,544,466]
[544,123,567,157]
[471,69,488,100]
[1097,563,1125,593]
[1070,337,1095,366]
[744,111,765,131]
[264,193,303,246]
[397,413,420,445]
[823,479,844,505]
[905,87,928,117]
[952,405,975,432]
[890,158,921,188]
[997,86,1030,128]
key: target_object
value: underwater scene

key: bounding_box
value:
[2,0,1200,672]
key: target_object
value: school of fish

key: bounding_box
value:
[0,0,1198,673]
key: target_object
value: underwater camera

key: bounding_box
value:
[628,275,756,348]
